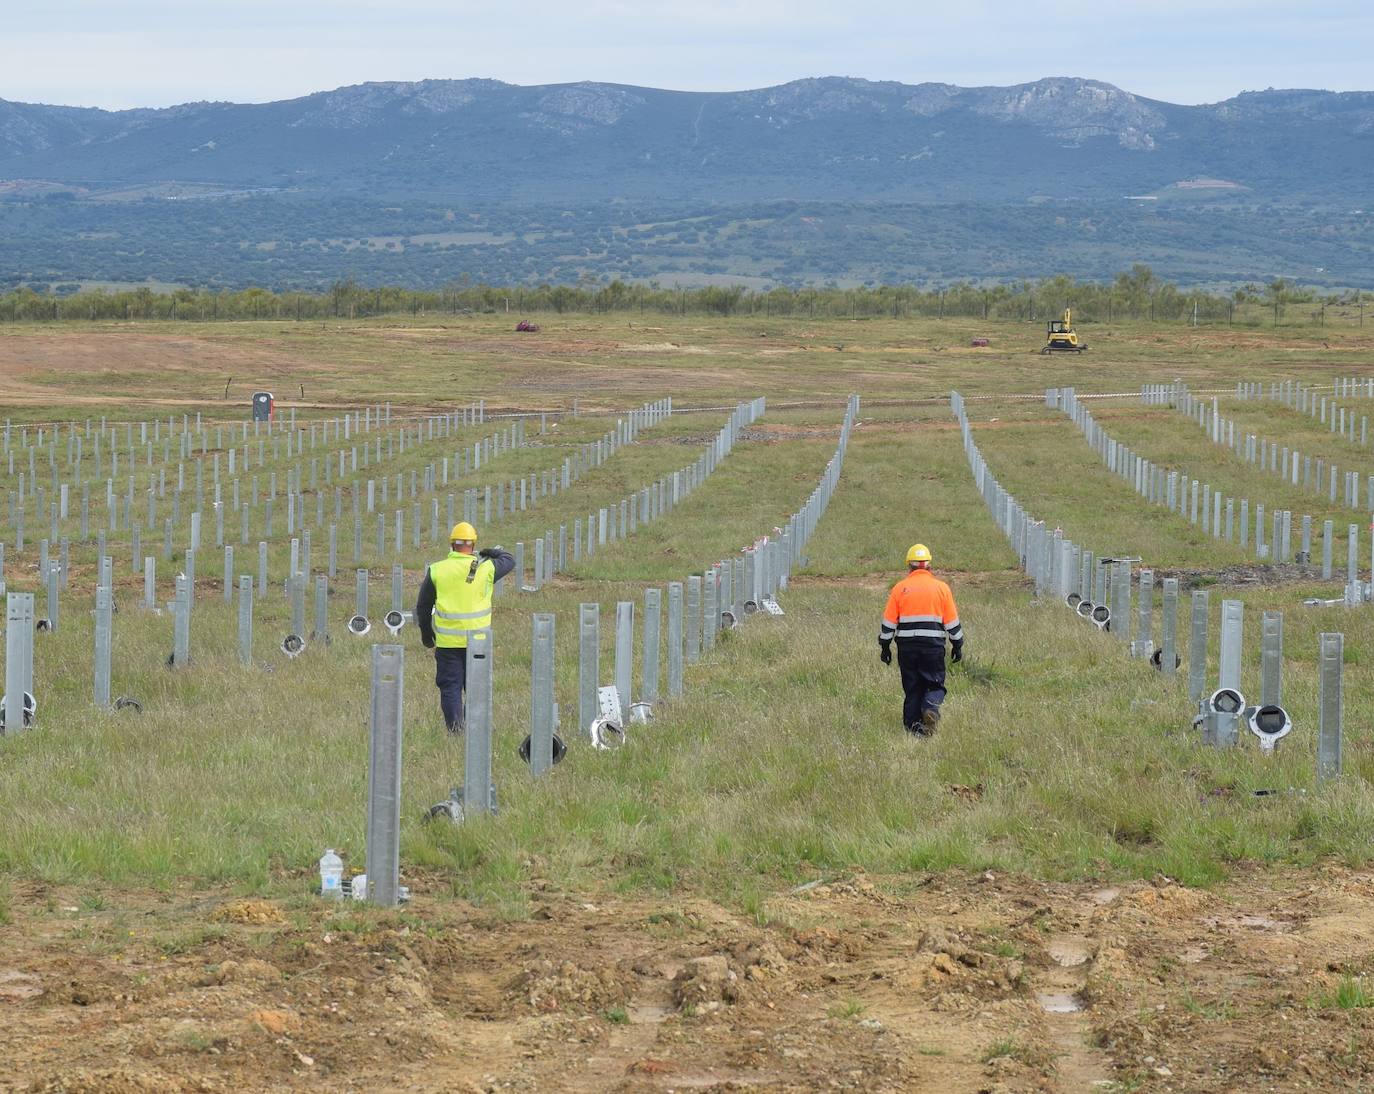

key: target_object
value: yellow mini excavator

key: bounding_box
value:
[1042,308,1087,354]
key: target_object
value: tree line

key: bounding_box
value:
[0,267,1364,326]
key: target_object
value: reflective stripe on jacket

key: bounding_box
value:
[429,551,495,648]
[880,568,963,647]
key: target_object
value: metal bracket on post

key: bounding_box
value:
[366,644,404,906]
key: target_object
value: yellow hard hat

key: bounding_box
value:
[905,543,932,566]
[450,521,478,543]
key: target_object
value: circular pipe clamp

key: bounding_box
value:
[281,633,306,658]
[0,691,37,729]
[720,610,738,630]
[1065,593,1082,609]
[347,615,371,636]
[1248,703,1292,750]
[519,733,567,766]
[1207,686,1246,714]
[589,716,626,750]
[1091,604,1111,629]
[384,610,405,635]
[1150,649,1182,672]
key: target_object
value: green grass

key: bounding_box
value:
[1,316,1374,913]
[1313,975,1374,1010]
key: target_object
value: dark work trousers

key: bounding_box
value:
[434,646,469,730]
[896,642,947,729]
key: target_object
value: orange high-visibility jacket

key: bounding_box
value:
[880,569,963,648]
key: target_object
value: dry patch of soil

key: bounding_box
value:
[3,866,1372,1091]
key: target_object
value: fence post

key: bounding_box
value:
[366,644,405,906]
[93,584,112,707]
[579,603,599,738]
[463,628,495,816]
[1160,577,1178,675]
[291,573,306,637]
[529,614,556,777]
[1317,633,1343,781]
[238,575,253,665]
[1187,591,1209,703]
[686,575,701,663]
[1260,611,1283,707]
[3,593,34,734]
[171,574,191,667]
[643,587,661,703]
[667,581,684,699]
[614,600,635,715]
[314,575,328,642]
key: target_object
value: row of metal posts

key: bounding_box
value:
[956,390,1346,777]
[1155,382,1374,510]
[1063,387,1365,574]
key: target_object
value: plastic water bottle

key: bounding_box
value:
[350,873,367,902]
[319,849,343,899]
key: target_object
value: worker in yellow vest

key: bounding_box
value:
[415,522,515,733]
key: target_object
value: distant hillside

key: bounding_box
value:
[1,76,1372,289]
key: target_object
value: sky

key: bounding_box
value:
[4,1,1371,111]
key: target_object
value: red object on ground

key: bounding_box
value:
[515,320,541,332]
[970,337,990,347]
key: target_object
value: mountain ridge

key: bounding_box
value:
[2,76,1372,291]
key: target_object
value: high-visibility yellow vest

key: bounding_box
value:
[430,551,495,648]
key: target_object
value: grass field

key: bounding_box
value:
[2,315,1374,1091]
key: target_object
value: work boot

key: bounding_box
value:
[919,709,941,736]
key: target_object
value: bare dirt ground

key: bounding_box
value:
[3,866,1372,1093]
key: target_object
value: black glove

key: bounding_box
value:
[422,633,436,649]
[950,642,964,664]
[478,546,501,560]
[879,643,892,665]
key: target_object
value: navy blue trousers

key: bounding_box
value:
[896,643,947,729]
[434,647,468,730]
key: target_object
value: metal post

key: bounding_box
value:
[238,575,253,665]
[4,593,34,734]
[643,587,661,703]
[579,603,599,737]
[1217,599,1243,690]
[172,573,191,667]
[686,575,701,663]
[1134,569,1153,657]
[1317,633,1343,781]
[314,575,328,641]
[614,600,634,714]
[1160,577,1178,675]
[529,614,556,777]
[1188,591,1209,704]
[463,628,495,816]
[93,583,112,707]
[1260,611,1283,707]
[667,581,684,699]
[391,563,403,612]
[366,644,405,905]
[356,568,368,617]
[45,562,59,633]
[291,574,306,637]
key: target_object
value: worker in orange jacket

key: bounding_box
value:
[879,544,964,736]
